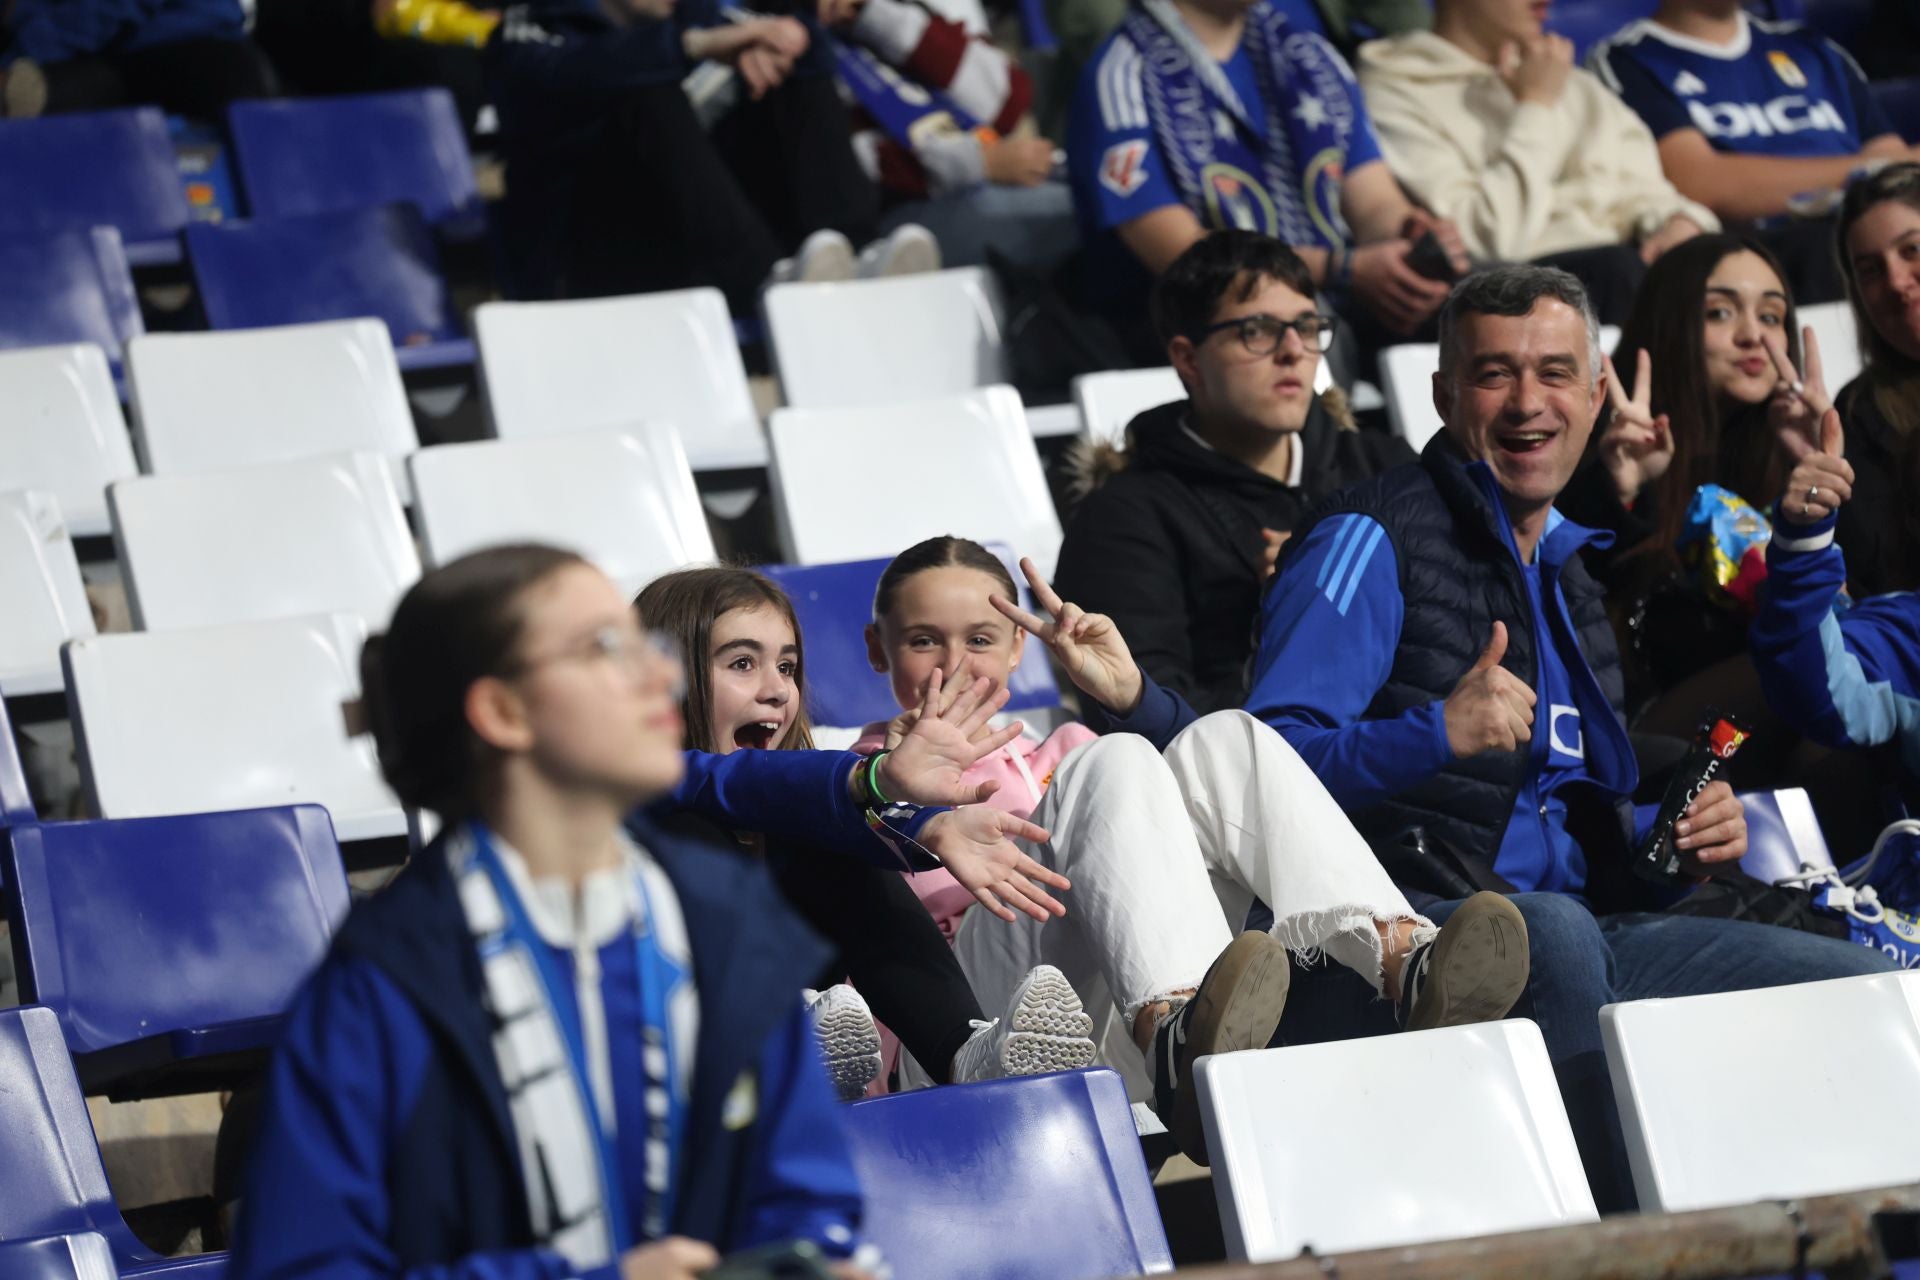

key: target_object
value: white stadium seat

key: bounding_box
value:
[1798,300,1863,398]
[1380,326,1622,451]
[1073,368,1185,448]
[110,453,419,631]
[474,289,768,471]
[1602,972,1920,1213]
[768,385,1063,575]
[0,344,138,538]
[1196,1021,1596,1260]
[0,490,96,698]
[64,612,406,840]
[126,319,420,497]
[409,426,716,598]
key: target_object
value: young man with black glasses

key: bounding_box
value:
[1057,230,1412,727]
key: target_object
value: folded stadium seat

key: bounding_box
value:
[0,109,189,268]
[1798,301,1866,394]
[474,289,769,471]
[767,386,1065,575]
[63,613,406,841]
[762,267,1082,437]
[0,692,36,826]
[124,320,422,500]
[1549,0,1658,61]
[1739,788,1836,885]
[0,345,139,538]
[184,205,476,373]
[0,1232,122,1280]
[1601,971,1920,1212]
[2,805,349,1099]
[1195,1021,1597,1261]
[109,454,419,632]
[226,90,485,240]
[0,230,144,371]
[0,490,97,699]
[840,1069,1172,1280]
[1381,326,1621,451]
[1072,368,1187,449]
[761,551,1063,732]
[409,426,715,599]
[0,1006,226,1276]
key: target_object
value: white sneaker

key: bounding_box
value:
[950,965,1096,1084]
[856,223,943,279]
[804,984,882,1101]
[768,229,857,287]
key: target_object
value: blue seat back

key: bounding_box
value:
[185,204,461,345]
[0,1006,150,1256]
[761,548,1062,730]
[1549,0,1657,61]
[0,1233,119,1279]
[1874,78,1920,144]
[0,109,187,263]
[841,1069,1172,1280]
[228,90,481,229]
[0,230,143,363]
[0,693,35,826]
[2,806,349,1058]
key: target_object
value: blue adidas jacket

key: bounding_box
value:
[2,0,247,65]
[1752,508,1920,783]
[232,813,862,1280]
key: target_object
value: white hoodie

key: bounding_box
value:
[1357,30,1718,262]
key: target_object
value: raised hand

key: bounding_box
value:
[1497,33,1573,106]
[1600,349,1675,506]
[1778,406,1853,526]
[919,807,1070,923]
[877,669,1025,806]
[989,556,1145,717]
[1674,779,1748,872]
[1443,622,1537,758]
[1766,324,1834,454]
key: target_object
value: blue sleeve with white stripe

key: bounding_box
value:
[1753,509,1920,775]
[1246,515,1455,809]
[1066,30,1181,232]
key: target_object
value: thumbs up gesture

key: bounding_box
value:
[1777,405,1853,526]
[1443,622,1538,758]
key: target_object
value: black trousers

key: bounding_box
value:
[534,75,879,309]
[1533,242,1647,330]
[1753,215,1848,307]
[34,36,277,119]
[253,0,488,130]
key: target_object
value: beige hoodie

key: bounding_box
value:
[1357,30,1718,262]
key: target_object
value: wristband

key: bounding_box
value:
[863,750,893,807]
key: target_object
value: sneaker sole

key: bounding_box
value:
[999,967,1096,1077]
[1405,893,1530,1033]
[813,1005,883,1101]
[1173,932,1291,1166]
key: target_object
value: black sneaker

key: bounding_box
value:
[1150,931,1292,1166]
[1399,892,1530,1032]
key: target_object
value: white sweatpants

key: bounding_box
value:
[941,711,1432,1093]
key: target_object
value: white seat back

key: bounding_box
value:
[1799,300,1864,396]
[764,268,1009,409]
[410,427,716,599]
[110,453,419,631]
[1379,327,1620,451]
[474,289,767,470]
[0,344,137,538]
[0,490,96,697]
[1196,1021,1596,1260]
[1072,368,1186,448]
[768,386,1063,575]
[1602,972,1920,1213]
[64,612,405,840]
[126,320,420,496]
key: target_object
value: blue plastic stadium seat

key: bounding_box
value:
[1,806,349,1099]
[0,694,34,828]
[1874,78,1920,144]
[227,90,485,238]
[1551,0,1658,62]
[0,1233,122,1280]
[841,1069,1172,1280]
[0,230,143,367]
[761,549,1062,730]
[0,1005,226,1275]
[0,109,188,266]
[185,205,476,371]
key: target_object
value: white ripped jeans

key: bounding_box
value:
[936,711,1434,1094]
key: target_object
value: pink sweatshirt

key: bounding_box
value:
[853,720,1097,940]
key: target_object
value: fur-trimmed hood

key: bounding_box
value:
[1066,385,1357,500]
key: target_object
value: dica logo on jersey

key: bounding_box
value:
[1686,93,1847,140]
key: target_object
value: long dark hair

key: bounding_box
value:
[1838,162,1920,436]
[872,536,1017,623]
[635,566,816,755]
[1612,232,1799,560]
[361,544,589,820]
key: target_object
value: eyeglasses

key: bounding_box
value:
[1198,313,1337,356]
[510,625,686,698]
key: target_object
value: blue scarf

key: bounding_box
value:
[832,36,981,149]
[1121,0,1358,248]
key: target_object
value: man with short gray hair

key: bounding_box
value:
[1247,263,1894,1208]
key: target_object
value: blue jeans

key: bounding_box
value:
[879,180,1079,274]
[1272,892,1898,1212]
